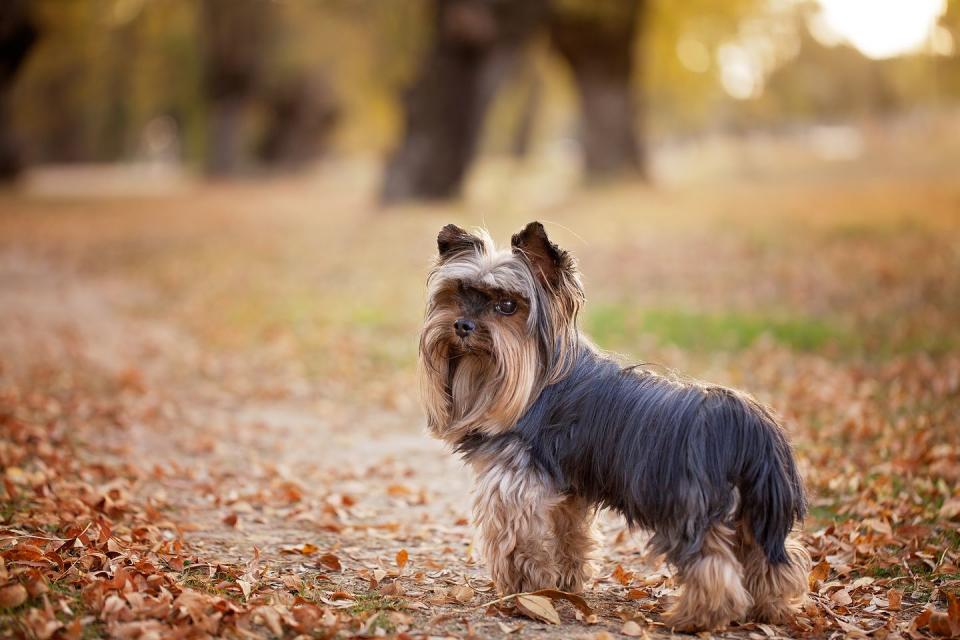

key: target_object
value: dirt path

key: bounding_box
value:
[4,174,958,638]
[2,251,687,638]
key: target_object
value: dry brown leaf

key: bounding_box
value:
[831,588,853,606]
[449,584,475,603]
[621,620,647,637]
[949,592,960,636]
[515,594,560,624]
[0,583,28,608]
[612,564,633,585]
[863,518,892,536]
[24,572,48,598]
[887,588,902,611]
[396,549,409,569]
[626,588,649,600]
[317,553,341,572]
[809,559,830,589]
[914,605,960,637]
[938,498,960,521]
[528,589,594,618]
[497,621,521,633]
[380,580,403,596]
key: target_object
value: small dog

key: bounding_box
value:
[418,222,810,631]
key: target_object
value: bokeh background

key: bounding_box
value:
[1,1,959,638]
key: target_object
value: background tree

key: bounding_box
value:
[199,0,276,176]
[548,0,646,179]
[380,0,547,203]
[0,0,38,181]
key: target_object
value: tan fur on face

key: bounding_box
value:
[738,528,811,623]
[664,523,753,632]
[418,229,578,444]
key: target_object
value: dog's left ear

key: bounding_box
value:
[437,224,484,259]
[511,221,574,287]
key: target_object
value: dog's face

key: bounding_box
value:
[418,222,584,443]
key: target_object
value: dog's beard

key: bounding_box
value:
[419,308,541,443]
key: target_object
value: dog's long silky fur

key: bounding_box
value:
[454,348,806,568]
[418,222,811,631]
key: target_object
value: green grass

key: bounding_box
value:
[348,592,404,616]
[807,504,857,525]
[869,565,904,578]
[585,305,852,354]
[178,570,243,601]
[0,498,28,524]
[346,592,405,634]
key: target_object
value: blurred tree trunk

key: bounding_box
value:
[256,74,340,170]
[510,62,542,159]
[0,0,38,181]
[200,0,275,176]
[548,0,647,180]
[381,0,547,203]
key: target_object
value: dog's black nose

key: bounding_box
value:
[454,318,476,338]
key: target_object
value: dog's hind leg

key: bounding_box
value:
[472,444,562,594]
[737,525,810,623]
[663,523,753,632]
[550,495,597,592]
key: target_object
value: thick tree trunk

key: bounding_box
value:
[256,74,340,170]
[548,1,647,180]
[381,0,547,203]
[510,63,542,159]
[0,0,38,181]
[200,0,274,176]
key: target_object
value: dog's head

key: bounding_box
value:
[418,222,583,442]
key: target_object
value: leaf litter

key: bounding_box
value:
[1,175,959,638]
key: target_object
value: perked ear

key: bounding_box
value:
[511,221,574,287]
[437,224,484,259]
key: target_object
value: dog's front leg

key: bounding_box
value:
[551,495,597,592]
[471,445,561,594]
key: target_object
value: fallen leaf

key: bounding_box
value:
[887,588,902,611]
[949,592,960,636]
[529,589,594,618]
[612,564,633,585]
[0,583,28,608]
[396,549,409,570]
[863,518,892,536]
[222,513,238,528]
[809,559,830,589]
[449,584,474,603]
[237,577,254,599]
[515,594,560,624]
[831,588,853,606]
[621,620,646,637]
[317,553,341,572]
[938,498,960,520]
[626,588,649,600]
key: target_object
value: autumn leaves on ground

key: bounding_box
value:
[1,156,959,639]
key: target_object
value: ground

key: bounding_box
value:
[1,138,959,638]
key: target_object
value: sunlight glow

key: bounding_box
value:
[812,0,947,59]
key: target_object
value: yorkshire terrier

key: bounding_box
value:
[418,222,810,631]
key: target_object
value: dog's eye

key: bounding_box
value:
[494,299,517,315]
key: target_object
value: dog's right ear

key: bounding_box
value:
[437,224,483,259]
[511,221,575,288]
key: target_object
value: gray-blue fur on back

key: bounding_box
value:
[456,347,806,570]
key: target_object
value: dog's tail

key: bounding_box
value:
[707,388,806,565]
